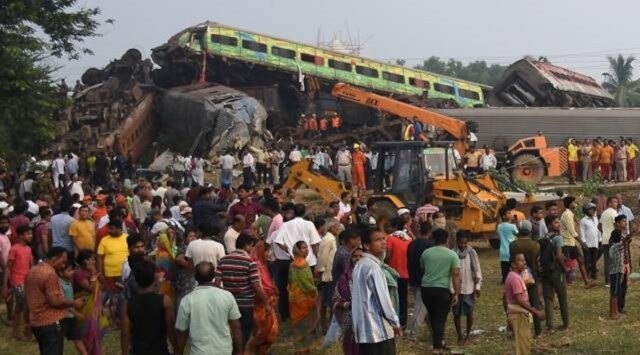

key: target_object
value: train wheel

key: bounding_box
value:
[512,154,545,185]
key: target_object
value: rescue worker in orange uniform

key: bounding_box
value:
[308,113,318,131]
[319,116,329,133]
[301,113,309,131]
[331,113,342,132]
[352,143,367,192]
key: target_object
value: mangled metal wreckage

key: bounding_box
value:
[159,83,271,157]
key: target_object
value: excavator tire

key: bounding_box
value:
[511,154,545,185]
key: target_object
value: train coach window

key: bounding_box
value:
[242,40,267,53]
[356,65,379,78]
[300,53,325,66]
[434,83,455,95]
[458,88,480,100]
[409,77,430,89]
[328,59,353,72]
[383,71,405,84]
[272,46,296,59]
[211,34,238,46]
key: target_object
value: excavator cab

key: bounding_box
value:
[369,141,462,226]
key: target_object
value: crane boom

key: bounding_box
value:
[331,83,468,154]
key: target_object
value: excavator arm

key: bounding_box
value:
[331,83,469,154]
[283,160,349,203]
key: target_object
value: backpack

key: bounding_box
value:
[538,235,557,278]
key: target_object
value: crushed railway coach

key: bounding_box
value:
[488,59,616,108]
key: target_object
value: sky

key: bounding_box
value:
[56,0,640,84]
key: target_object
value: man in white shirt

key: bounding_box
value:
[316,219,339,330]
[288,146,303,164]
[219,152,235,188]
[479,146,497,172]
[242,151,255,187]
[335,146,352,184]
[51,153,66,188]
[185,222,226,269]
[270,148,284,184]
[600,196,619,285]
[274,204,321,266]
[580,203,601,280]
[223,215,244,253]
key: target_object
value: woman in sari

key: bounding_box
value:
[73,249,108,355]
[288,241,319,355]
[155,227,177,302]
[247,241,279,355]
[381,262,400,318]
[334,247,364,355]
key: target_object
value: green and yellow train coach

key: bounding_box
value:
[160,22,487,108]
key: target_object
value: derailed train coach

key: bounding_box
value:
[488,59,616,108]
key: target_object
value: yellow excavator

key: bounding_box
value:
[283,84,560,241]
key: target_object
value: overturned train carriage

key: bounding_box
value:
[488,59,616,108]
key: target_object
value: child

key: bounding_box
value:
[2,225,33,340]
[609,228,630,319]
[452,232,482,344]
[59,263,89,355]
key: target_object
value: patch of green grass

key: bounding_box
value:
[3,240,640,354]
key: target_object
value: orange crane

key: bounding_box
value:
[331,82,470,154]
[331,83,567,185]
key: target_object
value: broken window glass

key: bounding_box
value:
[328,59,353,72]
[382,71,405,84]
[211,34,238,46]
[409,77,430,89]
[355,65,379,78]
[242,40,267,53]
[272,46,296,59]
[458,88,480,100]
[300,53,324,66]
[434,83,455,95]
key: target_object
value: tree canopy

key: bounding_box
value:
[0,0,104,161]
[413,56,507,86]
[602,54,640,106]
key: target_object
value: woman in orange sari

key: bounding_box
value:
[247,241,279,354]
[288,241,319,355]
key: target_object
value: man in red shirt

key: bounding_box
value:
[385,217,412,328]
[3,226,33,339]
[228,185,264,232]
[25,247,84,354]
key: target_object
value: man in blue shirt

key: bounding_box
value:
[49,201,75,253]
[498,207,519,283]
[352,229,401,354]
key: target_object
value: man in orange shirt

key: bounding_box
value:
[92,194,108,222]
[600,140,614,183]
[352,144,367,192]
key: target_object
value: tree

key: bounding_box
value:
[414,56,507,86]
[602,54,640,106]
[0,1,105,161]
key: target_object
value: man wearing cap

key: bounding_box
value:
[352,144,367,192]
[93,194,108,222]
[579,203,601,280]
[335,146,352,185]
[509,220,543,337]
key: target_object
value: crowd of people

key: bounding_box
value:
[567,137,638,184]
[499,193,636,354]
[0,145,637,355]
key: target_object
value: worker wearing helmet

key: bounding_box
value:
[352,143,367,192]
[308,113,318,132]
